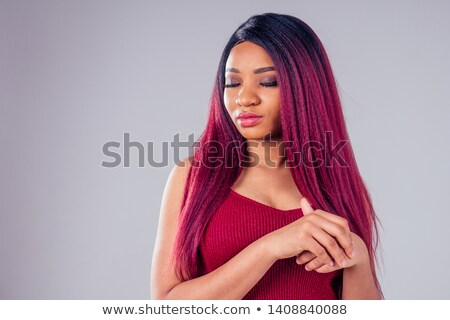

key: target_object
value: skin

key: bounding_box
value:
[150,41,381,299]
[223,41,282,141]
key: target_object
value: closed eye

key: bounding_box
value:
[224,83,240,88]
[224,81,278,88]
[261,81,277,87]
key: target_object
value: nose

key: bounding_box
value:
[235,86,260,107]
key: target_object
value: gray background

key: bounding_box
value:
[1,0,449,299]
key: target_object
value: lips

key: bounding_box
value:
[237,112,263,120]
[236,112,263,127]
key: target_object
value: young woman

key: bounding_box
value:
[151,13,383,300]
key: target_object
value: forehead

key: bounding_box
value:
[226,41,274,69]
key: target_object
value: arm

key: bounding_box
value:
[150,158,278,300]
[297,233,382,299]
[162,236,277,300]
[295,200,383,300]
[341,236,382,300]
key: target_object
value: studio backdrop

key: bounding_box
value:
[1,0,449,299]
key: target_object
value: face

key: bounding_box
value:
[224,41,281,140]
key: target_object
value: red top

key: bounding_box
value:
[199,189,342,300]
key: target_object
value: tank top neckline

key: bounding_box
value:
[229,188,303,213]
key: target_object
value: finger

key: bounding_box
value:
[308,213,353,259]
[300,197,314,215]
[296,251,316,265]
[314,264,337,273]
[315,210,352,234]
[302,237,335,268]
[305,257,327,271]
[310,227,349,268]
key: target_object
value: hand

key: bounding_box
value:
[295,199,368,273]
[262,197,354,268]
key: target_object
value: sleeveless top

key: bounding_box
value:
[199,189,342,300]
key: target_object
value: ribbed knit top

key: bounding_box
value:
[199,189,342,300]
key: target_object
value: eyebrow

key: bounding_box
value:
[225,66,276,74]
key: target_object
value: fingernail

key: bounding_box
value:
[341,259,348,267]
[328,261,334,267]
[305,265,310,271]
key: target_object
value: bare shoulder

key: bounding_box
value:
[170,157,194,186]
[150,156,193,299]
[159,155,194,229]
[163,157,194,206]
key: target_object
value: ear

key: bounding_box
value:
[300,197,314,215]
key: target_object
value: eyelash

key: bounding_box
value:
[224,81,278,88]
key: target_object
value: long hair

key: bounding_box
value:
[171,12,382,294]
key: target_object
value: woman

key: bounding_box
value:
[151,13,382,299]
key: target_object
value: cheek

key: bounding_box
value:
[224,92,237,115]
[267,95,282,131]
[263,92,281,117]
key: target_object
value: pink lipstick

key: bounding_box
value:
[237,112,263,127]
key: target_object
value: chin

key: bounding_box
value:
[235,123,281,141]
[240,131,278,141]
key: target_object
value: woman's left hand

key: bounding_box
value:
[296,198,369,273]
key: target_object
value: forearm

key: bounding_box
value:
[164,236,277,299]
[341,256,382,300]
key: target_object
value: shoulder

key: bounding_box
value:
[167,157,194,190]
[161,157,194,214]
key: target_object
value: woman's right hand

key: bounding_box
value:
[262,198,354,269]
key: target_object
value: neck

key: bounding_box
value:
[244,136,286,169]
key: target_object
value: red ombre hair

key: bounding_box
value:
[171,13,382,295]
